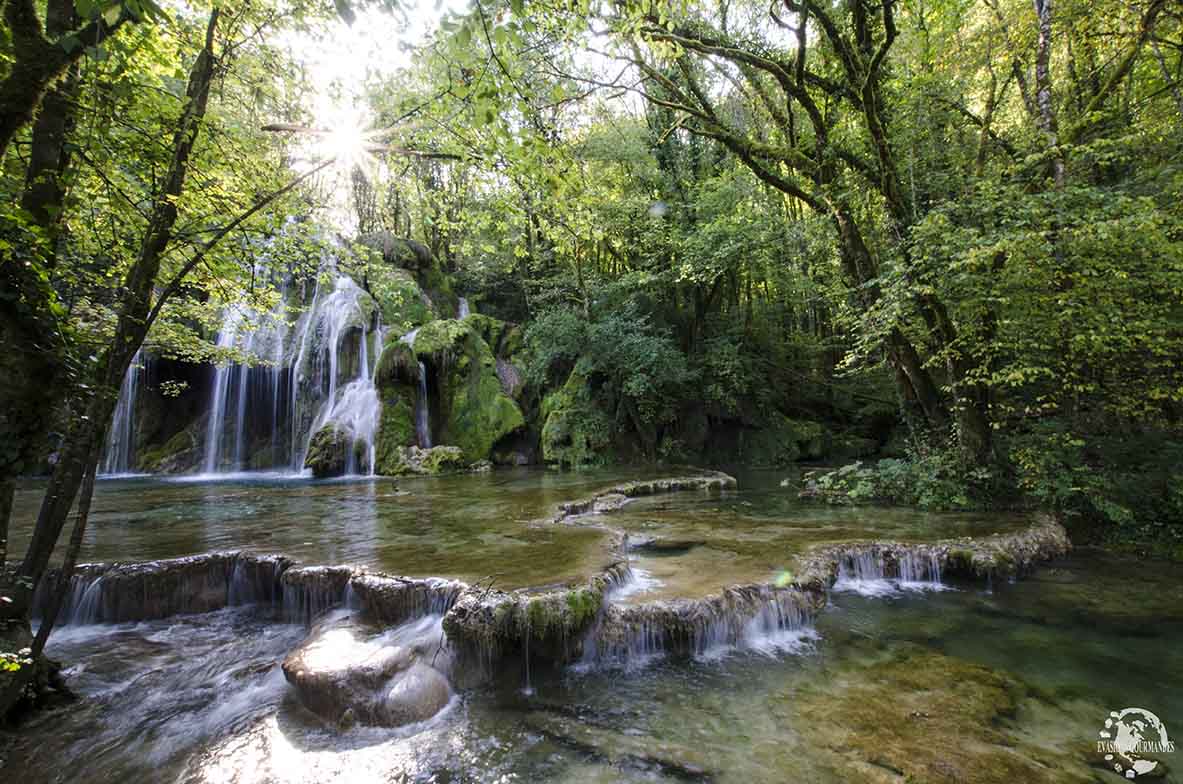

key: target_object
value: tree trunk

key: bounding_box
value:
[32,459,96,657]
[1,9,220,724]
[0,478,11,572]
[0,0,129,160]
[1033,0,1066,187]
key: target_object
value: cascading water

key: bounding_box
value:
[198,262,384,476]
[457,297,470,318]
[833,548,948,596]
[203,307,247,473]
[400,328,432,448]
[101,349,151,476]
[296,276,385,475]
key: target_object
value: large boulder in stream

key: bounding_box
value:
[303,425,349,478]
[282,615,453,728]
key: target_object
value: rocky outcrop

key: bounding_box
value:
[350,573,465,625]
[35,552,291,624]
[442,563,631,663]
[379,445,468,475]
[539,371,611,467]
[282,614,452,728]
[303,425,352,478]
[794,517,1072,591]
[37,553,464,630]
[548,470,738,523]
[585,584,824,663]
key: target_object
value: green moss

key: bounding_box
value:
[947,548,976,573]
[540,372,611,467]
[373,268,435,333]
[375,340,420,387]
[138,427,197,472]
[374,392,416,475]
[420,445,466,472]
[526,598,548,632]
[304,425,348,478]
[565,587,602,627]
[411,318,471,357]
[435,327,526,461]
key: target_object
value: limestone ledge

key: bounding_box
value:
[34,478,1071,673]
[793,515,1072,591]
[546,469,739,524]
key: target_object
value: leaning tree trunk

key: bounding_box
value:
[0,9,220,722]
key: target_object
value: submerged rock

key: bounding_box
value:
[793,646,1094,783]
[282,615,452,728]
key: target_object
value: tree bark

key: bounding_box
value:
[9,7,221,621]
[0,0,129,160]
[1033,0,1066,187]
[31,458,96,657]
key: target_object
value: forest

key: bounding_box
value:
[0,0,1181,780]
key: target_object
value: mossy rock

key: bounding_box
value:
[420,445,466,473]
[374,389,417,475]
[304,424,358,478]
[379,445,468,476]
[369,267,435,332]
[375,339,421,387]
[410,318,471,358]
[464,313,523,357]
[540,372,611,467]
[138,424,202,474]
[428,322,526,462]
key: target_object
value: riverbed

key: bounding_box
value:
[3,470,1179,783]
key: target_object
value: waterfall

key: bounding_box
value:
[457,297,470,318]
[414,362,431,448]
[101,349,150,476]
[832,548,948,596]
[197,262,381,476]
[203,307,246,474]
[400,328,431,448]
[296,276,384,474]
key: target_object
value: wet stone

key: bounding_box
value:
[281,614,452,728]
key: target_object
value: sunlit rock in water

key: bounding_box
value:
[282,614,453,728]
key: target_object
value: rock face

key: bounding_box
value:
[379,445,468,475]
[540,371,611,467]
[282,615,452,727]
[35,552,290,624]
[304,425,350,478]
[373,316,526,468]
[413,319,526,462]
[793,517,1072,590]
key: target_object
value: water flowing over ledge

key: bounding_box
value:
[32,519,1070,678]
